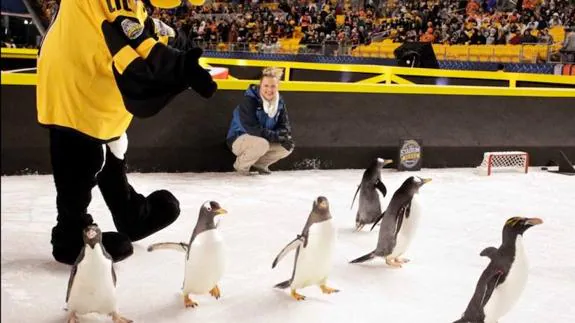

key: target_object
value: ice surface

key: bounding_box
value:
[2,168,574,323]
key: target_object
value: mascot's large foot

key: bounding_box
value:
[117,189,180,242]
[51,220,133,265]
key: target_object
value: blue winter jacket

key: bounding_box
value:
[226,84,292,148]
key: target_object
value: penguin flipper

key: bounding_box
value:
[272,236,304,269]
[147,242,188,253]
[459,267,505,322]
[111,266,117,287]
[375,179,387,197]
[65,265,77,303]
[369,211,385,231]
[350,183,361,210]
[479,247,498,259]
[274,280,292,289]
[65,247,85,303]
[349,251,376,264]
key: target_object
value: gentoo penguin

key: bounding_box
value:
[453,217,543,323]
[147,201,227,308]
[349,176,431,268]
[272,196,339,301]
[65,224,132,323]
[350,158,393,231]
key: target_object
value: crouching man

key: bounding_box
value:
[226,67,294,175]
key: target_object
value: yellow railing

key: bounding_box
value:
[3,48,574,97]
[199,57,575,88]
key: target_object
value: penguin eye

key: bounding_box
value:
[203,201,212,211]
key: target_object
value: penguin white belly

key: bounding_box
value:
[390,196,422,258]
[291,220,336,289]
[67,246,117,315]
[483,237,529,323]
[183,229,225,295]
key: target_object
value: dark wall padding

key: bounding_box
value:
[2,85,574,175]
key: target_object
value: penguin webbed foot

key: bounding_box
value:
[319,284,340,294]
[66,311,79,323]
[385,256,403,268]
[110,312,133,323]
[209,285,221,299]
[354,223,365,232]
[183,294,199,308]
[290,289,306,301]
[395,257,410,264]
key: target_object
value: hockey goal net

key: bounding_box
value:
[476,151,529,176]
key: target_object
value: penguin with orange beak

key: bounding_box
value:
[147,201,228,308]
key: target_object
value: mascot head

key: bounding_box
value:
[146,0,206,9]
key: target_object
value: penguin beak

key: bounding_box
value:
[422,178,432,184]
[525,217,543,226]
[382,159,394,166]
[215,208,228,215]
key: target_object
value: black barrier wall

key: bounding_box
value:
[2,84,575,175]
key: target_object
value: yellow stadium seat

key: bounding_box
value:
[521,45,538,63]
[432,44,447,60]
[494,45,521,63]
[446,45,469,61]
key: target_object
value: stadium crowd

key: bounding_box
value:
[2,0,575,60]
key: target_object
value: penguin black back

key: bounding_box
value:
[454,217,543,323]
[369,176,430,231]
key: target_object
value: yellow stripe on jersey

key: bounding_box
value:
[113,45,139,74]
[136,38,156,59]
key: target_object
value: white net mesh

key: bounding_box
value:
[477,151,529,175]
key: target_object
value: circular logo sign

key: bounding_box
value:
[400,140,421,169]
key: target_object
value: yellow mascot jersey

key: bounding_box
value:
[37,0,189,142]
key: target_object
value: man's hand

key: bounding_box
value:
[277,128,294,151]
[277,128,291,141]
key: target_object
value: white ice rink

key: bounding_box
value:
[2,167,574,323]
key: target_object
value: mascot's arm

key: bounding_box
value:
[102,21,217,117]
[100,2,216,102]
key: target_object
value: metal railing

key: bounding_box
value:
[194,40,566,63]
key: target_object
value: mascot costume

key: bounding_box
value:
[36,0,216,265]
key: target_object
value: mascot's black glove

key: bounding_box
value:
[185,47,218,99]
[277,128,294,151]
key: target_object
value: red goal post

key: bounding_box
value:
[477,151,529,176]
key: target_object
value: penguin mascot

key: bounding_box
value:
[453,217,543,323]
[65,224,132,323]
[350,158,393,231]
[147,201,228,308]
[36,0,217,265]
[349,176,431,268]
[271,196,339,301]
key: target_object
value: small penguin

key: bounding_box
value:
[272,196,339,301]
[350,158,394,231]
[349,176,431,268]
[147,201,227,308]
[65,224,132,323]
[453,217,543,323]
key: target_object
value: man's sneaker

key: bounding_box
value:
[237,169,258,176]
[251,165,271,175]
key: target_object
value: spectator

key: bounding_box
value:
[560,26,575,62]
[226,67,294,176]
